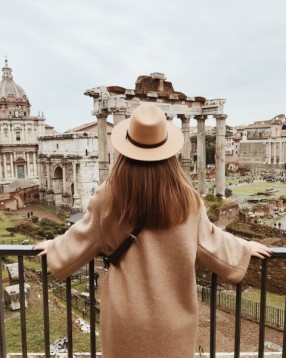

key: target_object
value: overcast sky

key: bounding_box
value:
[1,0,285,132]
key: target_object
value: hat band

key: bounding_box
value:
[126,131,168,149]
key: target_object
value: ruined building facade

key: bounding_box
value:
[37,122,114,212]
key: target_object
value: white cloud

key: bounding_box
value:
[0,0,285,131]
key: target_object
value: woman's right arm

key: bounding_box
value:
[33,189,105,280]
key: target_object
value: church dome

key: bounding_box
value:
[0,59,31,118]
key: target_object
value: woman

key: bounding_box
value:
[34,103,271,357]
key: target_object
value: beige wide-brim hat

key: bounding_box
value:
[111,103,184,161]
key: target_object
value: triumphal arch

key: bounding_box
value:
[85,72,227,196]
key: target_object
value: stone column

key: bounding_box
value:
[214,114,227,197]
[273,142,277,164]
[38,161,43,188]
[267,141,272,164]
[113,110,126,127]
[46,159,52,190]
[62,162,67,193]
[97,112,110,184]
[10,153,14,178]
[3,154,7,178]
[112,110,126,161]
[38,160,46,201]
[179,114,191,179]
[26,152,30,177]
[279,141,283,164]
[72,160,81,211]
[33,152,37,177]
[195,115,207,195]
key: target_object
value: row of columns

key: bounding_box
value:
[266,141,286,164]
[0,151,37,179]
[95,110,227,197]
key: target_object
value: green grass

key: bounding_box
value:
[243,287,285,309]
[231,181,286,198]
[4,277,101,352]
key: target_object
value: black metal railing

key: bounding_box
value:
[0,245,98,358]
[0,245,286,358]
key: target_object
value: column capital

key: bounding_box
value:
[214,114,228,120]
[112,108,126,115]
[194,115,207,121]
[95,110,110,119]
[178,114,191,121]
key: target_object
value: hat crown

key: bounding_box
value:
[128,104,167,145]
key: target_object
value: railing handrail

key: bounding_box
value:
[0,245,40,256]
[1,245,286,357]
[1,245,285,255]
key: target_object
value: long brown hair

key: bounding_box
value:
[107,154,201,230]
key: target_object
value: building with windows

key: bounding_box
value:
[0,60,54,188]
[227,114,286,171]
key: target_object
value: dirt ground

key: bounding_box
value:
[13,206,283,354]
[15,204,66,223]
[197,302,283,353]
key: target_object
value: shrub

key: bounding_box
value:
[225,187,232,198]
[31,216,39,223]
[205,193,217,202]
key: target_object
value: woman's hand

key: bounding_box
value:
[249,241,272,259]
[33,240,50,256]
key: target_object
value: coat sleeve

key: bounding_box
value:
[46,190,105,280]
[196,204,252,283]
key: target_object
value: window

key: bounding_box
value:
[16,131,21,141]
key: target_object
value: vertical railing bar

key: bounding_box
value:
[66,276,73,358]
[89,260,96,358]
[0,257,7,358]
[282,293,286,358]
[18,256,28,358]
[210,273,217,358]
[258,258,267,358]
[234,282,242,358]
[41,255,50,357]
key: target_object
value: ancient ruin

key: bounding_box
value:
[85,72,227,196]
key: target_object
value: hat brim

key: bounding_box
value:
[111,118,184,161]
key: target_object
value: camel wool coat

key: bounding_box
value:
[46,183,252,358]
